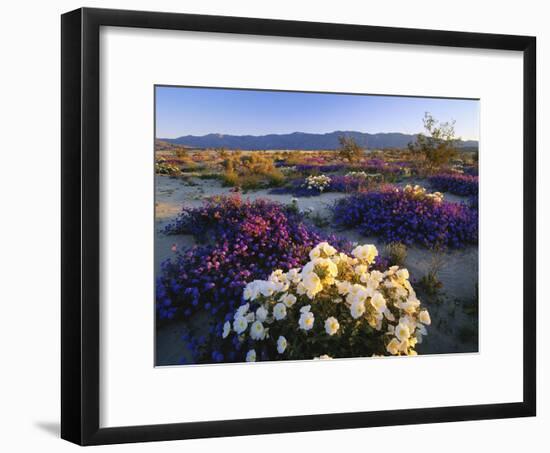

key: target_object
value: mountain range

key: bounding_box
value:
[159,131,478,151]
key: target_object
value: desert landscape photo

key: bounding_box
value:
[154,86,479,366]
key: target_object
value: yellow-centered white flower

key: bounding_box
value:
[299,311,315,331]
[277,336,287,354]
[419,310,431,325]
[249,320,266,340]
[273,302,287,321]
[324,317,340,336]
[245,349,256,362]
[280,293,297,308]
[233,316,248,334]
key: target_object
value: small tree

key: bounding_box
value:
[338,135,364,162]
[408,113,459,170]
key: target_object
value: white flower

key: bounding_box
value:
[370,292,387,313]
[321,242,337,256]
[397,296,421,314]
[234,303,250,319]
[260,281,278,297]
[303,257,337,279]
[351,244,378,264]
[346,284,368,305]
[246,349,256,362]
[244,281,263,301]
[250,320,266,340]
[321,258,339,278]
[370,270,385,283]
[350,300,366,319]
[386,338,401,355]
[314,354,333,360]
[233,316,248,334]
[309,241,337,259]
[395,320,411,342]
[309,244,322,260]
[419,310,431,325]
[277,336,287,354]
[286,268,301,284]
[299,311,315,331]
[222,321,231,338]
[355,264,369,276]
[324,317,340,336]
[336,280,352,296]
[280,293,297,308]
[269,269,284,282]
[302,272,323,299]
[273,302,287,321]
[300,304,311,313]
[256,306,268,322]
[396,268,409,282]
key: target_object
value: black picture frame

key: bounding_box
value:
[61,7,536,446]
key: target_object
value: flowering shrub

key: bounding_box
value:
[402,184,444,203]
[155,157,181,176]
[157,196,350,321]
[328,175,380,193]
[295,164,346,174]
[352,159,408,178]
[303,174,331,192]
[219,242,430,362]
[428,173,478,196]
[271,174,387,197]
[463,166,479,176]
[345,171,369,178]
[333,186,478,248]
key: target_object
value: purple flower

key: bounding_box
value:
[428,172,478,196]
[332,188,478,249]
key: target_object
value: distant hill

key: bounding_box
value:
[159,131,478,151]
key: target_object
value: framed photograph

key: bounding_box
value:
[61,7,536,445]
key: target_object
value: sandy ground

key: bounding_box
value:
[155,175,478,364]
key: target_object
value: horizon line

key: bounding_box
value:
[156,129,479,142]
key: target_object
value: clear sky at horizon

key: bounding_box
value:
[155,86,480,141]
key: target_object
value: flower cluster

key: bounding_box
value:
[428,173,479,197]
[303,174,332,192]
[221,242,430,362]
[328,175,381,193]
[354,159,407,177]
[333,187,478,248]
[271,175,389,197]
[403,184,444,203]
[345,171,370,178]
[157,196,350,322]
[155,157,181,176]
[295,164,346,174]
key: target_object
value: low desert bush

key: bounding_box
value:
[210,242,431,363]
[158,196,351,324]
[332,185,478,249]
[385,242,408,266]
[155,157,181,176]
[221,154,285,189]
[428,172,478,196]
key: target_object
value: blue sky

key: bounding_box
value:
[155,86,480,141]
